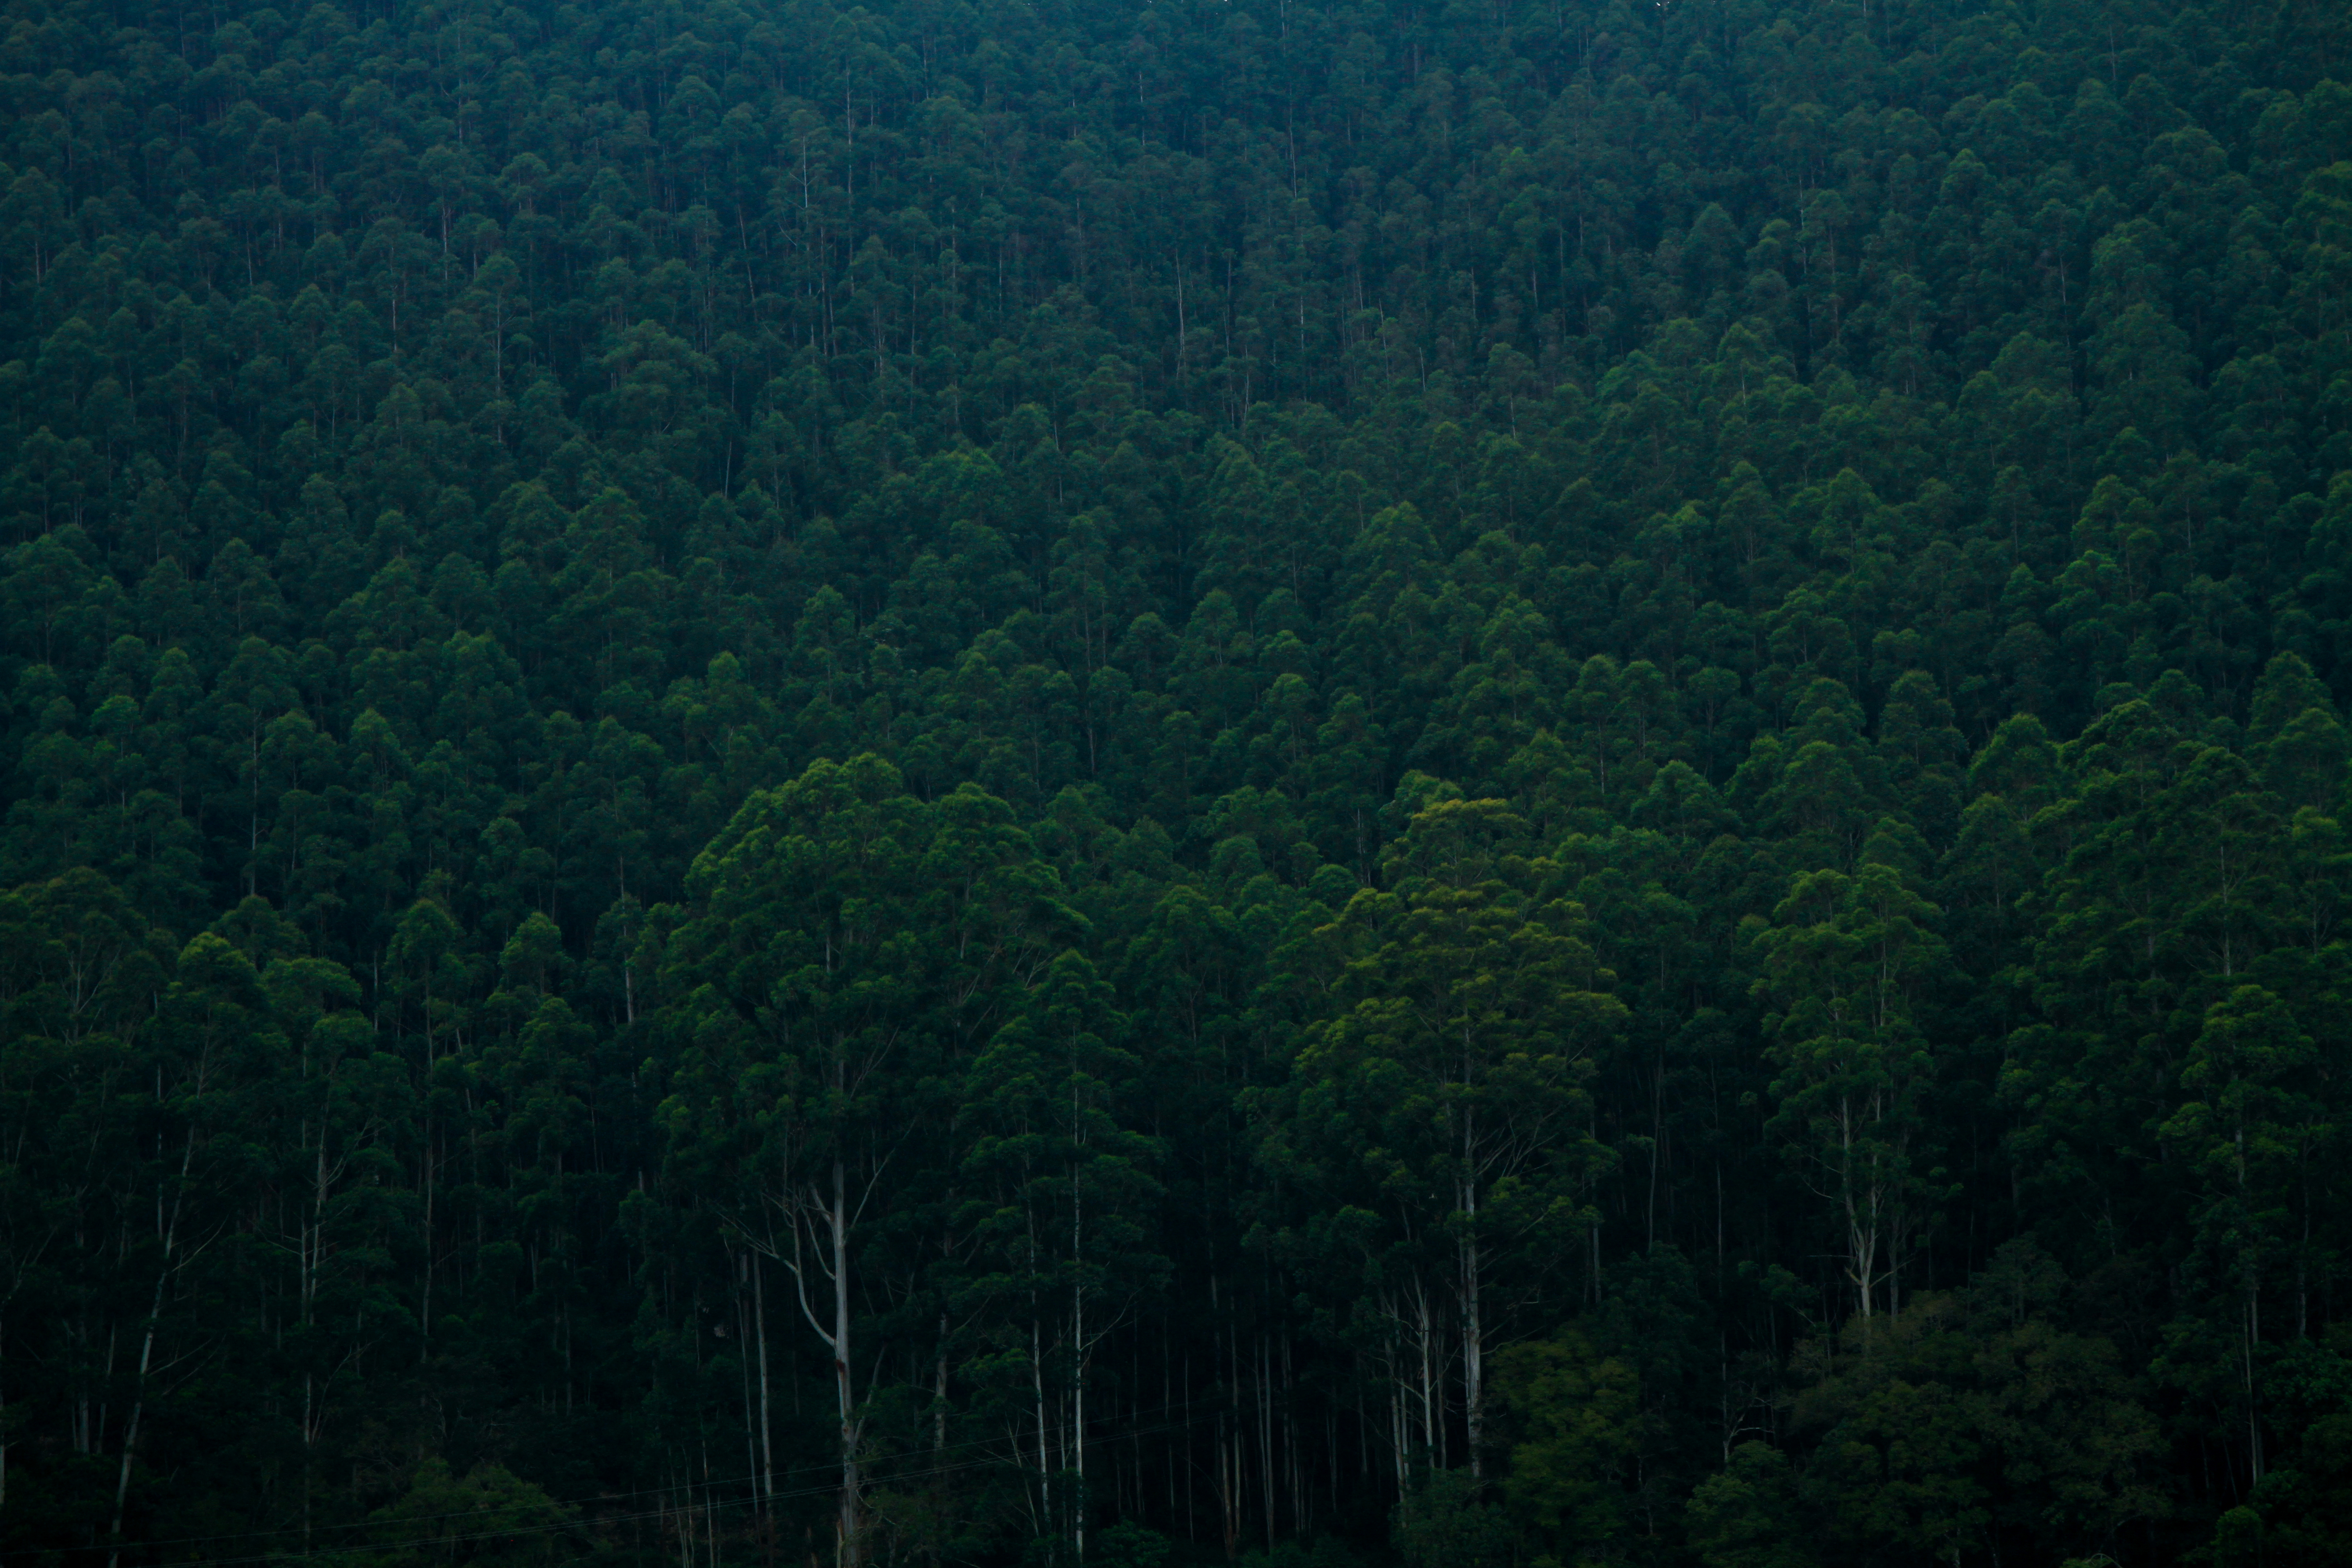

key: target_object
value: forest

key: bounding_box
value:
[3,0,2352,1561]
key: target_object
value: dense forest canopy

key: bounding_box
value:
[4,0,2352,1563]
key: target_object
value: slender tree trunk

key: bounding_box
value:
[109,1125,195,1568]
[737,1262,760,1529]
[420,1126,436,1356]
[831,1160,861,1567]
[1071,1161,1087,1563]
[2245,1285,2264,1484]
[1460,1179,1483,1479]
[1257,1337,1274,1548]
[1034,1317,1053,1547]
[755,1257,774,1505]
[1411,1290,1431,1466]
[933,1312,949,1455]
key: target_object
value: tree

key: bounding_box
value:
[1749,827,1951,1324]
[1686,1445,1816,1568]
[1492,1327,1642,1563]
[1275,795,1622,1475]
[657,756,1070,1561]
[961,951,1166,1559]
[350,1458,581,1568]
[2162,986,2332,1479]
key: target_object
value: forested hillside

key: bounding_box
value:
[5,0,2352,1562]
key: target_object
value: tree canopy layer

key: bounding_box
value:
[3,0,2352,1563]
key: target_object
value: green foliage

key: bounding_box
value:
[1,0,2349,1563]
[1686,1445,1816,1568]
[1494,1329,1642,1562]
[349,1459,582,1568]
[1393,1469,1515,1568]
